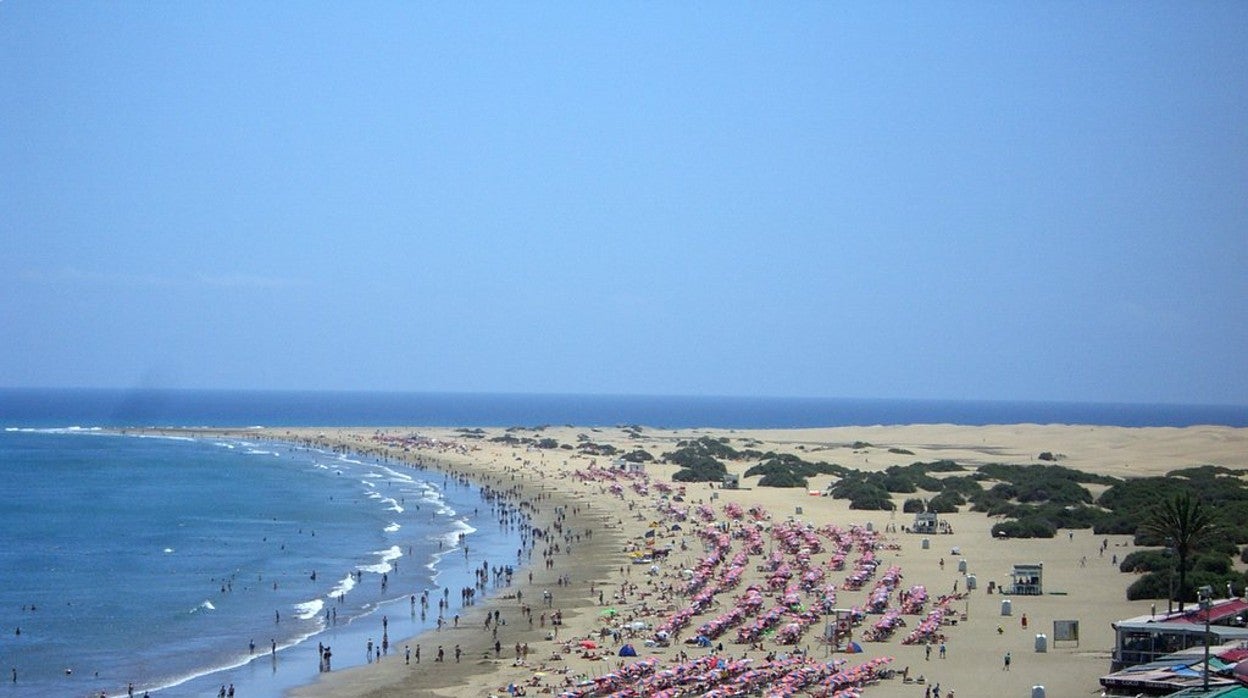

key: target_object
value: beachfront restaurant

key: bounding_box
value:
[1100,643,1248,695]
[1111,599,1248,672]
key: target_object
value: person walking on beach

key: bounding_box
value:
[939,641,946,659]
[405,644,410,665]
[455,644,462,662]
[925,642,932,660]
[1003,651,1011,671]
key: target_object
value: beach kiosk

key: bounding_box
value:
[615,458,647,474]
[912,512,937,534]
[722,473,740,490]
[1009,563,1044,596]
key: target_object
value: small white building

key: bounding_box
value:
[912,512,938,534]
[1008,563,1044,595]
[614,458,646,474]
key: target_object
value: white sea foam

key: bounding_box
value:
[357,545,403,574]
[439,518,477,547]
[292,599,324,620]
[375,465,413,482]
[163,547,174,554]
[363,472,383,479]
[384,522,400,533]
[361,480,376,488]
[381,498,404,513]
[190,600,215,613]
[367,492,382,500]
[328,574,357,598]
[6,426,108,435]
[244,449,273,456]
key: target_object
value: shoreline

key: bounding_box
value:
[132,423,1248,698]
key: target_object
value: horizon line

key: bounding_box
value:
[1,386,1245,410]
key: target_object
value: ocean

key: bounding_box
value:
[2,388,1246,429]
[0,427,519,698]
[1,389,1245,697]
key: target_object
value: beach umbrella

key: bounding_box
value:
[846,642,863,653]
[580,640,598,649]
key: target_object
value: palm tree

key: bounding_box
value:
[1142,492,1217,612]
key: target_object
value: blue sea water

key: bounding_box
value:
[0,389,1244,697]
[0,428,519,698]
[1,388,1246,429]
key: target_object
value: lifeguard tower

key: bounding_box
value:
[1008,562,1043,595]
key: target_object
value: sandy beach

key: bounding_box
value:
[176,423,1248,698]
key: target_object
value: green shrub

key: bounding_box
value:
[902,498,925,513]
[758,471,809,488]
[927,492,963,513]
[1119,550,1172,574]
[991,518,1056,539]
[672,457,728,482]
[1126,572,1171,601]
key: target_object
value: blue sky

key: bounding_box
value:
[2,2,1245,404]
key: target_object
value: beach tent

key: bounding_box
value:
[619,644,638,657]
[846,641,863,653]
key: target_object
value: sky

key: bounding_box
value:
[2,2,1246,404]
